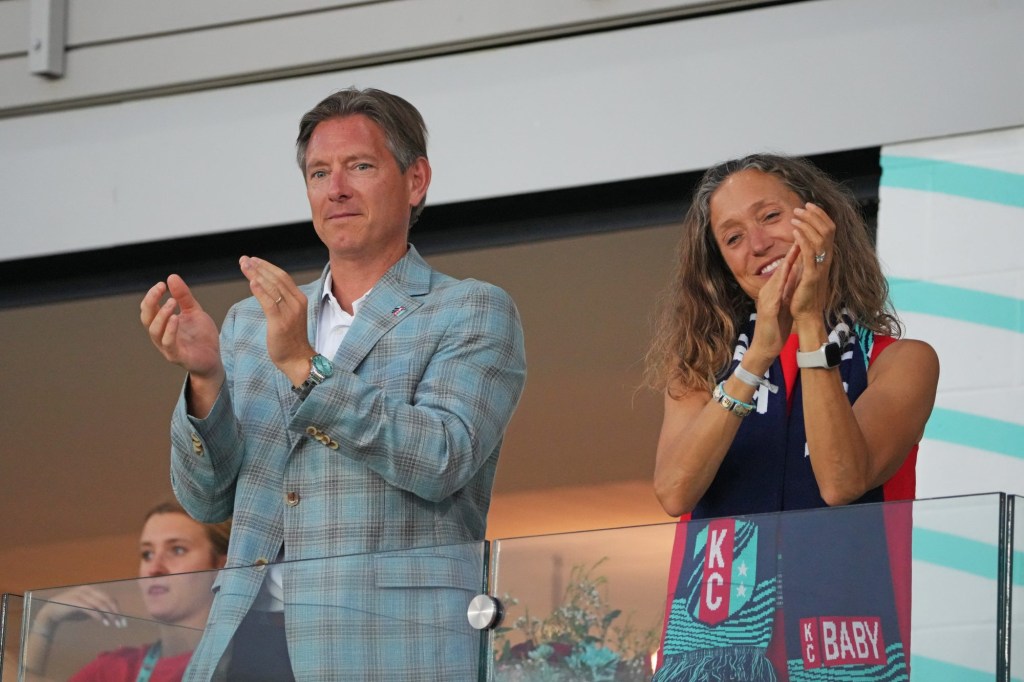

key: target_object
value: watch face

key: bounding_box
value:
[312,354,334,378]
[823,342,842,368]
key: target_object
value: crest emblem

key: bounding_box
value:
[691,518,758,625]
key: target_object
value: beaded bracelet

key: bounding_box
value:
[712,381,754,418]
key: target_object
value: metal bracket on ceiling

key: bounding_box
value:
[29,0,67,78]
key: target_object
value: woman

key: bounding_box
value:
[647,154,938,681]
[26,502,230,682]
[647,153,939,518]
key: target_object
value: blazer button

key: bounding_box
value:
[328,440,339,450]
[305,426,318,436]
[285,491,300,507]
[254,558,268,571]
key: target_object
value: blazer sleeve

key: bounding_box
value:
[168,305,246,524]
[291,280,527,503]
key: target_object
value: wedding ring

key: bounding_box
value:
[274,296,284,305]
[814,252,826,264]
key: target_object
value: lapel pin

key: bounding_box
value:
[390,306,407,317]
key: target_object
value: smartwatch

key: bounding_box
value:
[292,354,334,397]
[796,341,842,369]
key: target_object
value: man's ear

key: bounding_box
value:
[406,157,431,206]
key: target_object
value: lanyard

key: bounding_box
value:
[136,641,162,682]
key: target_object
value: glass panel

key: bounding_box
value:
[490,524,675,680]
[910,493,1004,680]
[11,495,1015,680]
[1011,494,1022,682]
[23,541,487,681]
[1,593,24,682]
[488,494,1009,681]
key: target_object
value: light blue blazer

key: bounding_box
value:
[169,246,527,680]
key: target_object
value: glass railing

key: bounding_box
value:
[1011,494,1022,682]
[909,493,1009,680]
[18,541,487,681]
[487,493,1018,681]
[488,523,671,680]
[1,594,24,682]
[3,494,1018,681]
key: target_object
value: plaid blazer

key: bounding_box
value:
[169,246,527,680]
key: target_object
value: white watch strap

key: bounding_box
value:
[796,342,840,368]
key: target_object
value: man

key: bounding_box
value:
[140,88,527,680]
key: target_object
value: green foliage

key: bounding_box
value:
[493,559,659,681]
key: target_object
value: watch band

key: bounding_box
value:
[292,354,334,397]
[796,341,842,369]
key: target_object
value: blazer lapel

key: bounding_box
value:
[334,246,432,373]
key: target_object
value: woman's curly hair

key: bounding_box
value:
[644,153,901,397]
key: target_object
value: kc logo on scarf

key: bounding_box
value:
[693,518,758,625]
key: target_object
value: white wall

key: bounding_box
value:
[878,126,1024,501]
[0,0,728,113]
[2,0,1023,261]
[877,126,1024,681]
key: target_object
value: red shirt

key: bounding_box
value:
[68,644,191,682]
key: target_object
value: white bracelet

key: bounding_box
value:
[733,364,778,394]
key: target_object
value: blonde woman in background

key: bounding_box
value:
[26,502,230,682]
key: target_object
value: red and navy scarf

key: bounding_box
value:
[655,508,911,681]
[655,314,914,681]
[694,313,877,518]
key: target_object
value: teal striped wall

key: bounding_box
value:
[882,154,1024,461]
[881,155,1024,209]
[888,279,1022,335]
[886,277,1024,461]
[880,148,1024,681]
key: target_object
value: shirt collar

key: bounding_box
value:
[321,270,370,315]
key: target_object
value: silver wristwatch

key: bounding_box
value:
[292,353,334,397]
